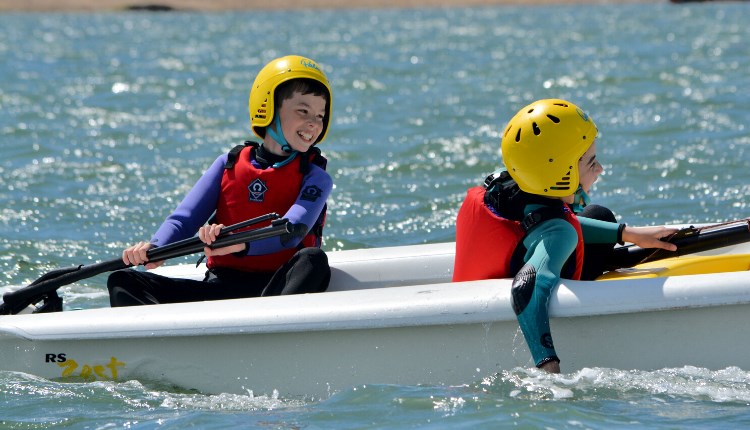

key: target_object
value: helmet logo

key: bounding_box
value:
[300,58,322,73]
[576,107,590,122]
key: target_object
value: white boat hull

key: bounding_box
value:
[2,240,750,397]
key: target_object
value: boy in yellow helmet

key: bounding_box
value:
[108,55,333,306]
[453,99,677,372]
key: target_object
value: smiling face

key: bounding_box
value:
[265,91,327,154]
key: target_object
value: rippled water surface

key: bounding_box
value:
[1,2,750,428]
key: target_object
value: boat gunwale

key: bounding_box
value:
[2,267,750,341]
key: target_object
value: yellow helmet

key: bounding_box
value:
[249,55,332,144]
[500,99,597,197]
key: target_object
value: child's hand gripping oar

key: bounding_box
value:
[0,213,292,315]
[608,218,750,270]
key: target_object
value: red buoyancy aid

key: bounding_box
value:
[207,144,325,273]
[452,186,584,282]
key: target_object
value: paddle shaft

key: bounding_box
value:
[0,218,292,315]
[147,212,280,262]
[148,219,293,261]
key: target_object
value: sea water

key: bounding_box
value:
[1,3,749,428]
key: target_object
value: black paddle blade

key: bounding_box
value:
[0,266,81,314]
[1,259,127,315]
[0,266,84,314]
[27,265,85,286]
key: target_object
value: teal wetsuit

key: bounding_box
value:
[513,203,620,367]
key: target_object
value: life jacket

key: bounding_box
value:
[452,171,584,282]
[207,141,327,273]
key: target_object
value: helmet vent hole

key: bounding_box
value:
[547,114,560,123]
[532,122,541,135]
[515,128,522,142]
[527,108,535,114]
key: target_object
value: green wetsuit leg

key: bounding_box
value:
[511,217,579,367]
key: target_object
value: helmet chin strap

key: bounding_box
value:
[266,113,299,168]
[267,113,293,153]
[569,185,591,214]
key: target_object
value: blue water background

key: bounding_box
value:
[1,2,750,428]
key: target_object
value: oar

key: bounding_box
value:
[0,214,293,316]
[608,219,750,269]
[142,212,281,262]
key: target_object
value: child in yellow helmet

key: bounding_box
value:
[453,99,678,372]
[108,55,334,306]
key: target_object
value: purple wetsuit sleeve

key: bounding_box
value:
[149,154,227,247]
[245,164,333,255]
